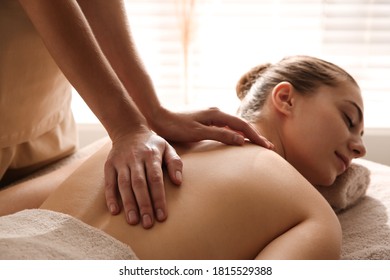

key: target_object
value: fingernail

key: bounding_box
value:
[142,214,153,228]
[128,210,138,225]
[262,137,274,149]
[176,170,182,182]
[234,134,245,145]
[109,204,117,214]
[156,208,165,221]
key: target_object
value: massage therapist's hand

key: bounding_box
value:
[150,107,274,148]
[104,128,182,229]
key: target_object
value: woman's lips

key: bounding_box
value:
[335,151,350,172]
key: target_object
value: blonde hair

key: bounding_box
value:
[236,55,358,122]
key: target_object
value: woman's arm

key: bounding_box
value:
[0,157,85,216]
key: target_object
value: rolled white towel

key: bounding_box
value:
[315,163,371,212]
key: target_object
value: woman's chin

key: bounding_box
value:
[312,172,337,187]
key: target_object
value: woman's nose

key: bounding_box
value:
[350,137,366,158]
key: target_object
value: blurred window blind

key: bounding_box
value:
[322,0,390,127]
[75,0,390,127]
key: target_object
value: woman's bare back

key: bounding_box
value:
[40,141,341,259]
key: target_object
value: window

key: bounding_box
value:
[72,0,390,128]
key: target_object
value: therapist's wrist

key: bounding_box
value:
[144,105,170,132]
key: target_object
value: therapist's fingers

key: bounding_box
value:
[196,108,273,148]
[144,146,167,223]
[104,132,173,228]
[104,160,121,215]
[118,166,142,226]
[164,143,183,186]
[130,157,159,229]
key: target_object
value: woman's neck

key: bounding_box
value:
[253,118,285,159]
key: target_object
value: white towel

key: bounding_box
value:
[316,163,371,212]
[0,209,138,260]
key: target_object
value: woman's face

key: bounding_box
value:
[283,81,366,186]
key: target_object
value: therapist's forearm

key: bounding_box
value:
[77,0,163,127]
[18,0,148,140]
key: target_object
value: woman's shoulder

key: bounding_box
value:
[174,140,326,221]
[177,140,305,187]
[194,141,294,169]
[230,143,307,184]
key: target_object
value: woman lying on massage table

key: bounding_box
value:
[0,55,366,259]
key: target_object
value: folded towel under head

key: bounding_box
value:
[316,163,371,212]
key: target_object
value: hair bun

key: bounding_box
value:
[236,63,272,100]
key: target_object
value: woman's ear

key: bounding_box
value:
[271,82,295,116]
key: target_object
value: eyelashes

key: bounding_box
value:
[344,113,354,128]
[343,110,364,137]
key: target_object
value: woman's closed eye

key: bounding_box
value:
[344,113,354,128]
